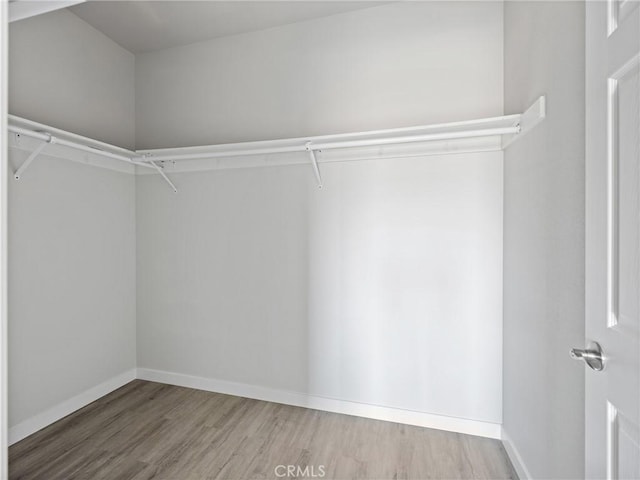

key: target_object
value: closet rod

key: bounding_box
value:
[142,125,521,163]
[8,125,155,169]
[7,97,545,193]
[310,126,520,151]
[8,114,137,156]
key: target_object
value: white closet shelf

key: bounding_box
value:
[7,96,545,192]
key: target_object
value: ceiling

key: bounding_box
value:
[69,1,386,54]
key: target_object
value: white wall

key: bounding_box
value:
[9,9,135,149]
[135,1,505,427]
[503,2,585,478]
[136,152,504,425]
[7,1,506,438]
[7,8,137,435]
[8,151,137,429]
[135,2,504,149]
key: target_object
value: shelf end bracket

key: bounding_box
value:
[502,95,546,149]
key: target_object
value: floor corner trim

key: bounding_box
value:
[136,367,502,440]
[501,428,532,480]
[8,368,137,446]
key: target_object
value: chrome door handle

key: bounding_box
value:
[570,341,605,371]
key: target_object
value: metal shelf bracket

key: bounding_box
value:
[305,142,323,189]
[14,134,56,180]
[143,155,178,193]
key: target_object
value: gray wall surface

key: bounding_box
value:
[8,8,137,430]
[135,1,504,149]
[503,2,585,478]
[136,151,504,424]
[134,1,505,426]
[7,0,507,438]
[9,9,136,149]
[8,151,137,428]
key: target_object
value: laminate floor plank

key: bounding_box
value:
[9,380,516,480]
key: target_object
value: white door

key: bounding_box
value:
[585,1,640,478]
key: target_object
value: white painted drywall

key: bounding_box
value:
[135,1,505,426]
[135,1,504,149]
[133,0,505,427]
[503,2,585,478]
[7,1,506,436]
[7,8,137,432]
[8,150,137,429]
[136,151,504,424]
[9,9,135,149]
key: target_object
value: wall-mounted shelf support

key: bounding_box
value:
[6,119,177,191]
[146,158,178,193]
[135,97,546,171]
[305,143,323,189]
[14,134,55,180]
[7,96,546,192]
[502,96,546,148]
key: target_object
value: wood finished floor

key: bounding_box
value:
[10,380,516,480]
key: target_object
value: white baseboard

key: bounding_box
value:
[502,428,532,480]
[9,368,137,446]
[137,368,501,440]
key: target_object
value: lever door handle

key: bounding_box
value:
[570,341,605,371]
